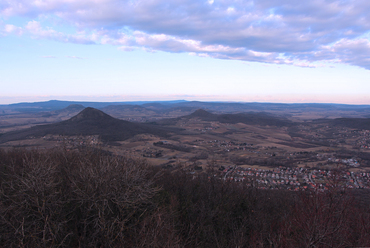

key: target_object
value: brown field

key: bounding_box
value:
[1,106,370,173]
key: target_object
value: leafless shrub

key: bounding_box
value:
[0,148,159,247]
[68,152,160,247]
[0,148,69,247]
[136,207,183,248]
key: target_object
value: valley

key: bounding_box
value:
[1,100,370,191]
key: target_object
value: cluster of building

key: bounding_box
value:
[355,130,370,149]
[328,157,360,167]
[43,135,100,147]
[221,166,370,191]
[193,139,255,153]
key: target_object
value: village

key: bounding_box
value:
[3,110,370,195]
[218,165,370,191]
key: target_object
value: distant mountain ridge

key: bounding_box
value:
[41,104,85,117]
[1,100,370,116]
[55,104,85,113]
[0,100,188,113]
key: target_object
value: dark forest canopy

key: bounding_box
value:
[0,147,370,247]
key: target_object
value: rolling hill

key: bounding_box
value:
[312,118,370,130]
[158,109,294,127]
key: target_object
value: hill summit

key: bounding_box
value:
[189,109,215,118]
[68,107,114,122]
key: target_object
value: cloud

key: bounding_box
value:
[4,24,23,34]
[118,46,135,52]
[24,20,96,44]
[2,0,370,68]
[66,55,84,59]
[312,38,370,69]
[1,23,23,36]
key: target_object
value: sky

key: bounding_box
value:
[1,0,370,105]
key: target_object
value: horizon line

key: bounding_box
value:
[1,98,370,106]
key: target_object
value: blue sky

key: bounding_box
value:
[1,0,370,104]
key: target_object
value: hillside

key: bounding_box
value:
[158,109,293,127]
[328,118,370,130]
[0,108,179,143]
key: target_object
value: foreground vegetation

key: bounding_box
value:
[1,148,369,247]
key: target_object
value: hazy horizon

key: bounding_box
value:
[2,95,370,106]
